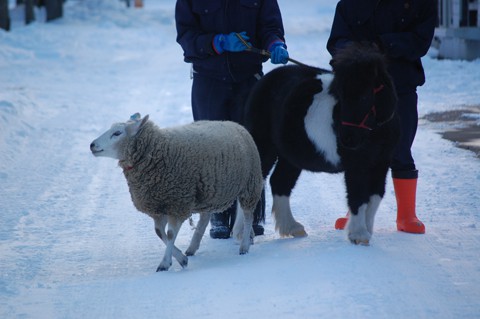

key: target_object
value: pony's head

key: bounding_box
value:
[329,43,397,149]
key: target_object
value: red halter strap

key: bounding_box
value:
[341,84,384,131]
[373,84,384,94]
[119,160,134,171]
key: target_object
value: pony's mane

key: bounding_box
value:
[330,42,387,75]
[328,42,391,99]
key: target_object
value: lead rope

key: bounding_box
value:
[235,33,327,70]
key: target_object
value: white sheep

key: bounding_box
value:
[90,113,263,271]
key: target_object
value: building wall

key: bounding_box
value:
[436,0,480,60]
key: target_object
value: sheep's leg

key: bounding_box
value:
[232,202,244,241]
[185,213,210,256]
[153,215,188,270]
[157,216,183,271]
[239,207,254,255]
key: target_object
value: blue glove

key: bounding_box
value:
[269,42,289,64]
[213,32,250,54]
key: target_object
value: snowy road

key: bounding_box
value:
[1,1,479,318]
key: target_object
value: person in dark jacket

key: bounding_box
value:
[175,0,289,239]
[327,0,437,234]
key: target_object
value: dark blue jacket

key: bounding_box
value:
[175,0,285,83]
[327,0,437,93]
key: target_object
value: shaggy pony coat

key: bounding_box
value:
[244,43,400,244]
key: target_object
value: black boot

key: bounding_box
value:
[209,204,235,239]
[252,224,264,236]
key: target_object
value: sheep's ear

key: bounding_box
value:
[141,114,149,126]
[129,113,141,121]
[126,114,149,136]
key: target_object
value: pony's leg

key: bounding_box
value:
[347,204,371,245]
[365,195,382,234]
[344,170,371,245]
[157,216,184,272]
[272,196,307,237]
[270,158,307,237]
[185,212,210,256]
[365,164,389,234]
[153,215,188,268]
[239,206,254,254]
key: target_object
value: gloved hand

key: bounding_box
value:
[269,41,289,64]
[213,32,250,54]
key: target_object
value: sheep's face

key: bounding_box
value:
[90,122,129,160]
[90,113,148,160]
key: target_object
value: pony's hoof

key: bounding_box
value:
[348,229,371,245]
[291,229,308,237]
[350,239,370,246]
[278,222,308,238]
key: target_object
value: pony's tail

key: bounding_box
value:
[253,188,266,224]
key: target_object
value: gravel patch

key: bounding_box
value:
[422,106,480,158]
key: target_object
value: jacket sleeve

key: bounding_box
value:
[257,0,286,50]
[326,1,354,56]
[377,0,437,61]
[175,0,216,62]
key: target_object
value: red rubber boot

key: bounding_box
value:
[393,170,425,234]
[334,213,349,230]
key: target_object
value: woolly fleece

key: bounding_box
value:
[119,120,263,222]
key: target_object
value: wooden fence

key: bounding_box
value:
[0,0,63,31]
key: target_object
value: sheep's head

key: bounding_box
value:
[90,113,149,160]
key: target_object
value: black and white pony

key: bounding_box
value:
[244,43,400,244]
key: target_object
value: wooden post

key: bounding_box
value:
[0,0,10,31]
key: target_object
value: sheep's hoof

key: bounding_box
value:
[239,246,250,255]
[185,249,195,257]
[179,257,188,268]
[156,262,171,272]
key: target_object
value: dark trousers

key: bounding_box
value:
[191,73,264,228]
[192,73,258,124]
[391,90,418,172]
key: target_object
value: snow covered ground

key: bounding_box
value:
[1,1,479,318]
